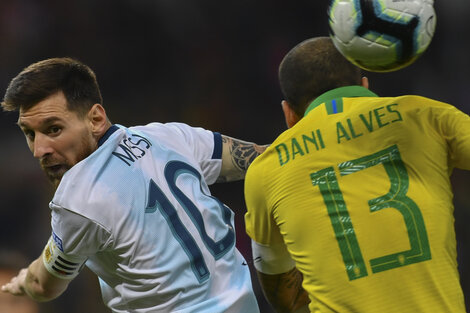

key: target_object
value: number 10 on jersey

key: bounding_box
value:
[311,145,431,281]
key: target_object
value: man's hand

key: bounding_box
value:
[1,268,28,296]
[2,255,71,302]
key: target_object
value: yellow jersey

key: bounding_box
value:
[245,86,470,313]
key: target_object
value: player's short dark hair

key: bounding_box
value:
[279,36,362,116]
[1,57,103,117]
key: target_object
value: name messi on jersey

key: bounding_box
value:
[112,134,152,166]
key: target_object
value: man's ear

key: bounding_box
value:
[361,76,369,89]
[281,100,301,129]
[87,103,109,137]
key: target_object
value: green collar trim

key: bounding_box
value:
[304,86,378,116]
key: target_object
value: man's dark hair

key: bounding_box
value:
[279,37,362,116]
[1,57,103,117]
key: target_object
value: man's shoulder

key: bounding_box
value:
[130,122,204,139]
[53,143,144,216]
[389,94,454,108]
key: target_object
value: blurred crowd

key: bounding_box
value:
[0,1,469,312]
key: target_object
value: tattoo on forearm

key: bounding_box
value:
[216,175,228,183]
[225,137,266,172]
[217,136,267,183]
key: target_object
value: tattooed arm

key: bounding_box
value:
[257,268,310,313]
[217,135,268,182]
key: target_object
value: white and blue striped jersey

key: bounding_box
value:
[43,123,259,313]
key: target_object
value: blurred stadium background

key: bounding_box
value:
[0,1,468,312]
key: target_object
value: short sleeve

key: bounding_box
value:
[448,108,470,170]
[437,106,470,170]
[42,235,86,279]
[145,122,223,185]
[50,202,112,257]
[244,163,284,247]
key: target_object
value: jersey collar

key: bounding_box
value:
[98,124,120,147]
[304,86,378,117]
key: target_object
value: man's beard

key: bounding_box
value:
[41,161,72,189]
[40,138,96,190]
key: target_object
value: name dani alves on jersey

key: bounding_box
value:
[276,103,403,166]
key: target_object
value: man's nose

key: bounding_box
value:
[33,133,54,158]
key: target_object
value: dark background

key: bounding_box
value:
[0,1,468,312]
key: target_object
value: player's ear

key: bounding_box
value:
[281,100,301,129]
[361,76,369,89]
[87,103,108,136]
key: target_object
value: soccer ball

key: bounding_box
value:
[328,0,436,72]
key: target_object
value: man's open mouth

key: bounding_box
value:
[46,164,67,176]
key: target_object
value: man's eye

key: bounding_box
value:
[49,126,61,134]
[24,131,35,140]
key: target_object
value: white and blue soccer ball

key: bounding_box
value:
[328,0,436,72]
